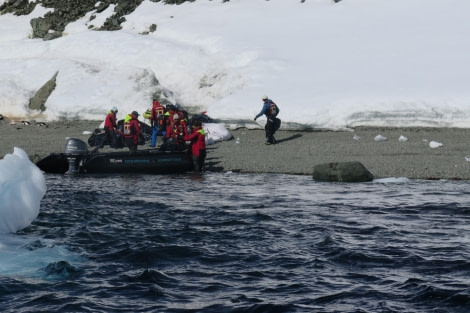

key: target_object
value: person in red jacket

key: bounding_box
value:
[166,113,187,144]
[122,111,142,154]
[104,106,119,148]
[184,120,206,173]
[149,100,165,147]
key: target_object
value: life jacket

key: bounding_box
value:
[143,108,152,120]
[152,101,165,120]
[123,120,132,136]
[123,114,135,137]
[267,101,279,117]
[170,122,185,138]
[164,110,175,128]
[165,110,175,118]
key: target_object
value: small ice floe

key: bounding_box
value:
[353,134,360,140]
[21,121,31,125]
[429,141,443,148]
[82,130,93,135]
[465,156,470,162]
[398,135,408,142]
[374,177,410,183]
[374,135,387,142]
[9,120,16,125]
[236,137,240,144]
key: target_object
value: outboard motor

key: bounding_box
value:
[63,138,88,175]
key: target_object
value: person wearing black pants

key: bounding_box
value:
[254,95,281,145]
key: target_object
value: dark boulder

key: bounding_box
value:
[313,161,374,182]
[30,16,51,38]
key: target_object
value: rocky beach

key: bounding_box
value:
[2,119,470,180]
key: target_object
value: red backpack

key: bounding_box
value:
[268,101,279,117]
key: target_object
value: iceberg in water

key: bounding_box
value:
[0,147,46,233]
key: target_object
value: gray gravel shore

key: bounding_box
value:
[2,119,470,180]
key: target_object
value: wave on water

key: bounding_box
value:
[1,173,469,312]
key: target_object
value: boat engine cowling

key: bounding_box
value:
[63,138,88,174]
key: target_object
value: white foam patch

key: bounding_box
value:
[374,177,410,183]
[0,234,83,278]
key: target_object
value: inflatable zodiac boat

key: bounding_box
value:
[36,138,193,175]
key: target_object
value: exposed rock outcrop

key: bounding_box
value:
[29,71,58,112]
[0,0,198,39]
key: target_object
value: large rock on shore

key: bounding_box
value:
[28,71,58,111]
[313,161,374,182]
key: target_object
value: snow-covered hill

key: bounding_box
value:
[1,0,470,130]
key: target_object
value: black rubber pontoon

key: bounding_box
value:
[36,138,193,174]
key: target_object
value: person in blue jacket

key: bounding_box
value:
[254,95,281,145]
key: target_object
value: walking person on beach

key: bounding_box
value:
[254,95,281,145]
[104,106,119,148]
[122,111,142,154]
[184,120,207,173]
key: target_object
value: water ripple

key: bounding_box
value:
[1,173,469,312]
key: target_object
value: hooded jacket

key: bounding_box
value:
[184,126,206,157]
[123,113,141,144]
[104,110,117,129]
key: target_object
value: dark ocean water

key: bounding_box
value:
[1,173,470,313]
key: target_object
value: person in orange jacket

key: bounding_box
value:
[184,120,206,173]
[122,111,142,154]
